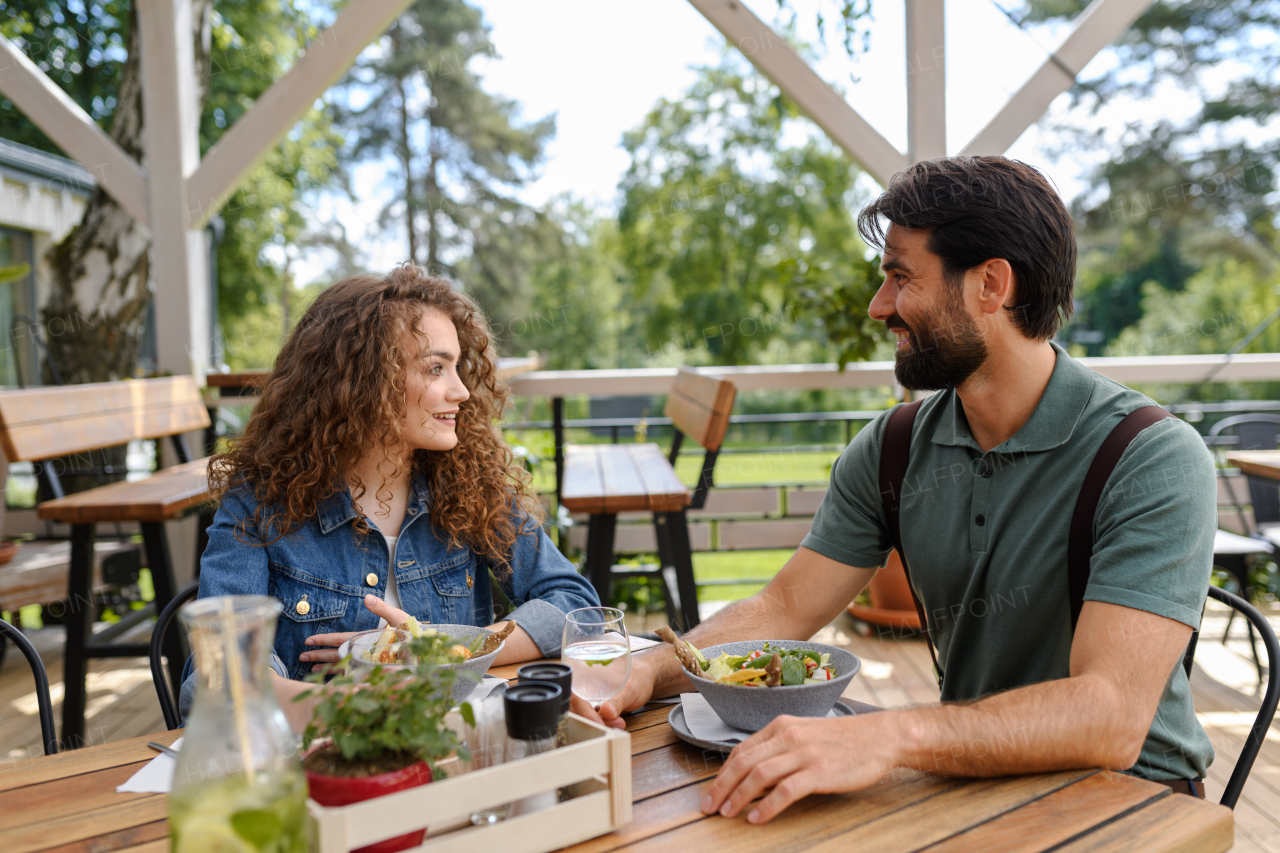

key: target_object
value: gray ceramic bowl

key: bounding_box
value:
[338,623,503,704]
[688,640,861,732]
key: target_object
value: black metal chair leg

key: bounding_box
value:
[61,523,96,749]
[141,522,187,697]
[1246,621,1265,685]
[658,510,700,631]
[651,511,684,630]
[584,513,617,608]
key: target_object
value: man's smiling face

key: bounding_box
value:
[868,224,989,391]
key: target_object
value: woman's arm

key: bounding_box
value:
[487,622,542,665]
[180,489,275,720]
[498,520,600,658]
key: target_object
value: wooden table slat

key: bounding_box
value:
[561,445,604,513]
[1,796,168,853]
[35,820,168,853]
[598,445,650,513]
[924,771,1166,853]
[0,729,181,793]
[1226,449,1280,481]
[627,444,690,511]
[36,458,211,523]
[1050,790,1234,853]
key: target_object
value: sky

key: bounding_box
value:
[293,0,1187,286]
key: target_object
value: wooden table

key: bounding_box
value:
[7,668,1234,853]
[1227,449,1280,481]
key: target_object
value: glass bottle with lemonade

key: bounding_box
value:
[169,596,309,853]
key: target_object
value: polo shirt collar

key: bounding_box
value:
[931,342,1094,454]
[317,469,433,534]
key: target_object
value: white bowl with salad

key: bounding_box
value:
[666,635,861,731]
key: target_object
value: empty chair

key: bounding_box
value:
[150,581,200,730]
[1210,413,1280,551]
[0,618,57,755]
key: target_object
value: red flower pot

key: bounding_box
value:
[869,551,918,613]
[306,760,432,853]
[848,551,923,630]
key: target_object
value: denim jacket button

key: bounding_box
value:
[295,599,310,615]
[366,573,379,587]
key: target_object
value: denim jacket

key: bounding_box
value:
[180,473,598,715]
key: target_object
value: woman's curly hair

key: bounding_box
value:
[208,266,540,565]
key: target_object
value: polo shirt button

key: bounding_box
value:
[980,463,993,478]
[975,515,986,526]
[366,573,379,586]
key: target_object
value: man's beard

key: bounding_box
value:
[887,297,988,392]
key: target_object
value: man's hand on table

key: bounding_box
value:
[574,652,662,730]
[703,711,901,824]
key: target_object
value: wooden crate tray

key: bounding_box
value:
[308,713,631,853]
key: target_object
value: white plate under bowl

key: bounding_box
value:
[667,701,855,754]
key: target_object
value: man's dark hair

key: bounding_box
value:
[857,156,1076,341]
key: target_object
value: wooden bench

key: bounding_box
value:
[561,368,735,630]
[0,376,212,747]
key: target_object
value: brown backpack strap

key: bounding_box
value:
[1067,406,1176,629]
[878,400,941,684]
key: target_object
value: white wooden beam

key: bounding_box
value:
[960,0,1154,156]
[138,0,208,377]
[905,0,947,162]
[0,35,150,224]
[185,0,417,227]
[688,0,909,187]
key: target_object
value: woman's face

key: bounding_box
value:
[402,308,470,452]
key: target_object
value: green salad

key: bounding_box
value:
[695,642,836,687]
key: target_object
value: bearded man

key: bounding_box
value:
[582,156,1217,822]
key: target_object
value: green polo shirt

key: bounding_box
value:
[803,342,1215,781]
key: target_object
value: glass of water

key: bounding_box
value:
[561,607,631,710]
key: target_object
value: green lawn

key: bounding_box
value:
[693,549,793,601]
[528,446,840,493]
[675,450,839,486]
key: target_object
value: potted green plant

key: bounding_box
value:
[297,633,475,853]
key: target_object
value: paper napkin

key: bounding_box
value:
[680,693,838,744]
[461,673,507,705]
[117,737,183,794]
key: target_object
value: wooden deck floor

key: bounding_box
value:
[0,602,1276,851]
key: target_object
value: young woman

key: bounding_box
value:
[182,266,599,729]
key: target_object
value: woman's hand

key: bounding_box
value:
[300,594,411,672]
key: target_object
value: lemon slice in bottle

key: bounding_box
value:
[175,817,253,853]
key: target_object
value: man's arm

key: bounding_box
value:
[705,599,1192,824]
[595,547,877,726]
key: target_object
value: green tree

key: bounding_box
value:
[0,1,128,150]
[335,0,555,336]
[1107,258,1280,400]
[509,201,644,370]
[1021,0,1280,353]
[0,0,342,379]
[616,56,885,367]
[205,0,344,341]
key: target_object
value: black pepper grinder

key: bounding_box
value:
[516,662,573,743]
[504,681,562,816]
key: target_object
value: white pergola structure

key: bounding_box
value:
[0,0,1154,379]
